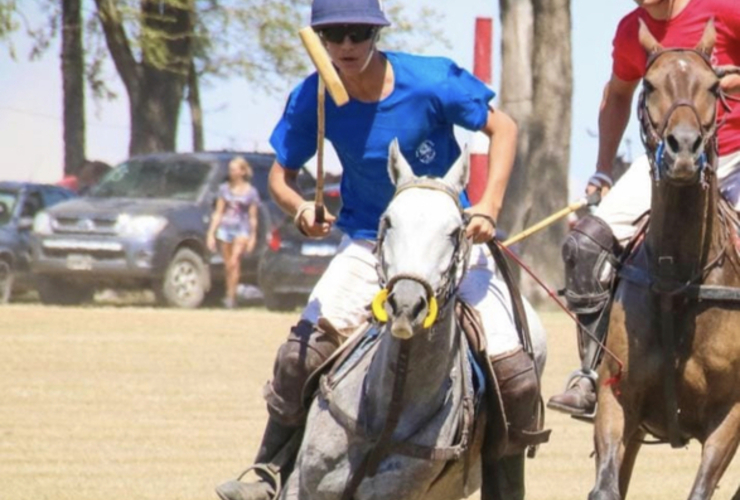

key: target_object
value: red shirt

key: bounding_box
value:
[57,176,80,192]
[612,0,740,156]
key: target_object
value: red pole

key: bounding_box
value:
[468,17,493,205]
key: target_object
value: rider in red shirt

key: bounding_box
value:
[548,0,740,417]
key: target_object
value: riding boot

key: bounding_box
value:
[217,320,340,500]
[490,347,550,455]
[215,418,301,500]
[551,214,621,417]
[546,311,603,417]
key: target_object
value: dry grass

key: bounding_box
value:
[0,305,738,499]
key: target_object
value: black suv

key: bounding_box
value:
[30,151,277,308]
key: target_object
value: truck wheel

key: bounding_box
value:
[36,276,94,305]
[0,258,13,304]
[156,248,208,308]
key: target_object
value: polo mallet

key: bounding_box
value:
[502,191,602,247]
[299,27,350,224]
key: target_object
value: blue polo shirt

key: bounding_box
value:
[269,51,495,240]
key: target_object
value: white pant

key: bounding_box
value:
[300,237,527,357]
[596,151,740,244]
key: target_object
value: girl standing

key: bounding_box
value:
[207,156,260,308]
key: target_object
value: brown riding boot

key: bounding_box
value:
[490,347,550,455]
[546,373,597,417]
[216,418,300,500]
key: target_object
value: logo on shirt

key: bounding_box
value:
[416,140,436,164]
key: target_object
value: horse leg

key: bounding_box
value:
[618,429,645,498]
[687,406,740,500]
[589,383,640,500]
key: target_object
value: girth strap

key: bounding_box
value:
[620,264,740,302]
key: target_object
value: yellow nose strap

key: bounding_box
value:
[371,288,439,328]
[423,297,439,329]
[372,289,389,323]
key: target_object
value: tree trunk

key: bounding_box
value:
[518,0,573,302]
[187,60,204,152]
[61,0,85,176]
[128,66,185,155]
[95,0,193,156]
[497,0,533,239]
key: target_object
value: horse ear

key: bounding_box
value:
[638,18,663,55]
[696,18,716,57]
[387,139,416,186]
[442,147,470,194]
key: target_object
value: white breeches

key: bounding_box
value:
[596,151,740,244]
[300,237,545,359]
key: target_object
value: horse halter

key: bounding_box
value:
[372,178,472,328]
[638,48,726,183]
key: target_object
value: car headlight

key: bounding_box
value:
[116,214,168,237]
[32,211,52,235]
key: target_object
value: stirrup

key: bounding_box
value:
[563,369,598,423]
[231,463,282,500]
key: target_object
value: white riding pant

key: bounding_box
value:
[596,151,740,244]
[300,237,535,357]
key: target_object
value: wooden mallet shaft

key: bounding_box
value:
[502,192,602,247]
[299,27,350,224]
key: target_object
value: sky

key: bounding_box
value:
[0,1,642,196]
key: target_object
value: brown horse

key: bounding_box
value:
[590,19,740,500]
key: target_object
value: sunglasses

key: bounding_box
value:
[317,25,377,44]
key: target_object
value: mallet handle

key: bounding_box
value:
[315,78,326,223]
[502,192,601,247]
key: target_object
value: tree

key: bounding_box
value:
[62,0,85,175]
[93,0,194,155]
[498,0,572,303]
[3,0,445,157]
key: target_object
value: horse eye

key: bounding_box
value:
[709,81,721,95]
[643,80,655,93]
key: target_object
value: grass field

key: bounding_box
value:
[1,304,739,499]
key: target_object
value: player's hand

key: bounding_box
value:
[295,203,336,239]
[586,171,613,198]
[464,205,497,244]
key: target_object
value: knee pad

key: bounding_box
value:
[562,215,621,315]
[264,320,341,426]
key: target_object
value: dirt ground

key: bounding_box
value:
[1,304,739,500]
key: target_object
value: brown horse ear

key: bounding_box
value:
[638,18,663,55]
[695,18,716,57]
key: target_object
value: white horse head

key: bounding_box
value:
[377,139,470,339]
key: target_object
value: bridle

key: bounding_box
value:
[372,178,472,327]
[638,48,732,183]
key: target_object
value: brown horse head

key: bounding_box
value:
[638,18,720,183]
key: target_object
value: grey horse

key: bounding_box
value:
[279,141,547,500]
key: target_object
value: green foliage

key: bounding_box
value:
[4,0,448,98]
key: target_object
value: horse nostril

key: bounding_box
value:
[666,134,680,154]
[692,136,703,154]
[411,297,426,320]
